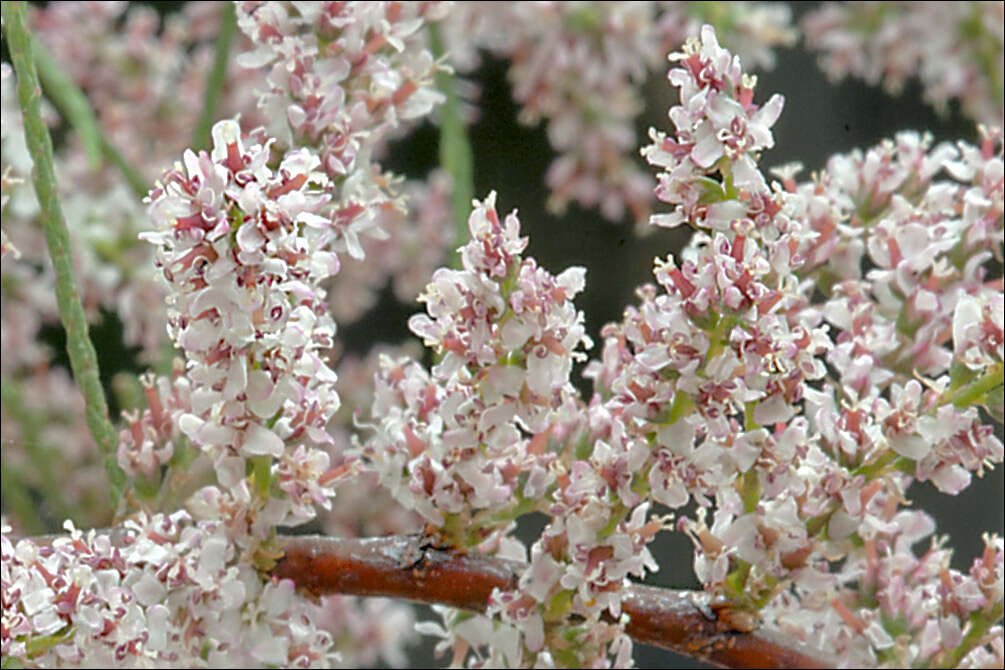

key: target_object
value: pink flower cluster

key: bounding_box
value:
[379,29,807,666]
[434,26,820,665]
[791,125,1004,493]
[234,1,458,327]
[141,120,343,532]
[640,26,785,229]
[361,192,590,545]
[4,4,455,665]
[116,368,190,482]
[619,24,1003,668]
[420,24,1003,668]
[1,514,336,666]
[768,516,1004,667]
[235,1,448,257]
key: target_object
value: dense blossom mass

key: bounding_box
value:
[361,191,590,546]
[141,119,344,533]
[1,515,337,666]
[1,2,1003,669]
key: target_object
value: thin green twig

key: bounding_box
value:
[428,23,474,270]
[28,31,148,198]
[27,34,102,170]
[99,135,148,199]
[946,363,1004,409]
[192,1,237,151]
[3,1,126,506]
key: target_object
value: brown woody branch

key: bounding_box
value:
[272,535,836,669]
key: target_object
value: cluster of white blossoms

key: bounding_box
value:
[1,514,336,666]
[235,0,449,261]
[629,24,1002,670]
[233,1,461,328]
[413,24,1003,669]
[141,120,343,534]
[361,192,591,547]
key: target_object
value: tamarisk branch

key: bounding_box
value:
[272,535,836,669]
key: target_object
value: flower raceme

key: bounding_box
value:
[361,192,591,545]
[626,24,1003,668]
[141,120,344,533]
[436,2,797,225]
[234,0,449,264]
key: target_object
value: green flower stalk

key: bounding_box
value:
[192,1,237,152]
[28,31,147,198]
[2,1,126,506]
[429,22,474,269]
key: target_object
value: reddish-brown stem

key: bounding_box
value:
[272,535,836,669]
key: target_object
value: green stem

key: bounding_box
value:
[943,363,1004,410]
[100,136,148,199]
[250,455,272,498]
[428,22,474,270]
[942,602,1005,668]
[27,34,101,170]
[3,1,127,507]
[743,400,758,431]
[740,468,760,514]
[664,391,693,426]
[853,449,899,480]
[192,2,237,151]
[28,29,147,198]
[24,625,75,659]
[724,559,752,600]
